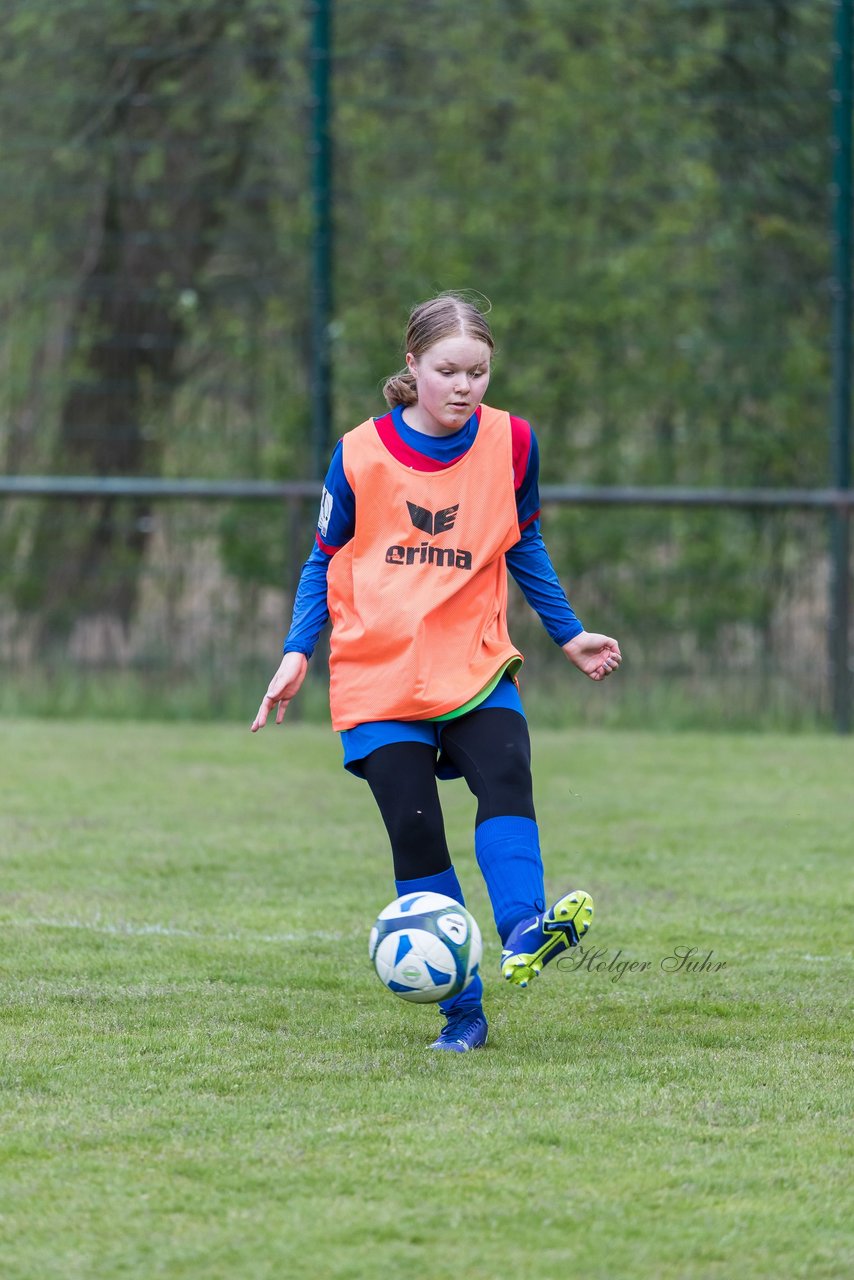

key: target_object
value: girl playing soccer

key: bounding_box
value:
[251,293,621,1052]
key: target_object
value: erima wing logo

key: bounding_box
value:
[406,501,459,536]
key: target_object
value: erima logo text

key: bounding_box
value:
[385,499,472,571]
[385,543,472,570]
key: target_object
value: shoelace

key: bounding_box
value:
[441,1010,482,1036]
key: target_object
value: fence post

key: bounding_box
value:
[830,0,852,732]
[309,0,333,482]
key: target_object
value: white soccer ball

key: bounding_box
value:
[368,892,483,1004]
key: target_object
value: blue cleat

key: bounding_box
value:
[429,1007,489,1053]
[501,889,594,987]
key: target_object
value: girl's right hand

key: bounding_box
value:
[250,652,309,731]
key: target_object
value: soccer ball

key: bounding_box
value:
[369,892,483,1004]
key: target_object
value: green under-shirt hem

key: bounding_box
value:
[428,657,523,723]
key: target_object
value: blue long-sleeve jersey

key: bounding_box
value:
[284,404,583,658]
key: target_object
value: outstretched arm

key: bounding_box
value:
[505,524,584,645]
[251,441,355,731]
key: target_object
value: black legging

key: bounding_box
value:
[362,708,536,881]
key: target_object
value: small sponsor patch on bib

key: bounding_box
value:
[318,486,333,537]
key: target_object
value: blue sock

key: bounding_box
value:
[475,815,546,945]
[395,866,484,1016]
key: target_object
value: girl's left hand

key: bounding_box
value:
[563,631,622,681]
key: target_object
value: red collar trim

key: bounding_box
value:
[373,406,481,471]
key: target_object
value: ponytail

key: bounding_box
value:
[382,368,418,408]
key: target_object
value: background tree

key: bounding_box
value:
[0,0,836,720]
[3,0,299,639]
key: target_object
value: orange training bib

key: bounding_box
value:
[326,405,523,730]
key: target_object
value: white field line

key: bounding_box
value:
[8,916,348,944]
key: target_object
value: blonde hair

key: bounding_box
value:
[382,292,495,408]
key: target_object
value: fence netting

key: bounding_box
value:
[0,0,847,726]
[0,494,832,727]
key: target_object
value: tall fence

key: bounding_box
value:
[1,477,850,729]
[0,1,851,729]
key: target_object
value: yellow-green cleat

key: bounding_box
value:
[500,890,594,987]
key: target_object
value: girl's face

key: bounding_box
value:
[405,333,492,435]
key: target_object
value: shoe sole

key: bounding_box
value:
[502,890,594,987]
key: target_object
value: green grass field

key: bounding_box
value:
[1,719,851,1279]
